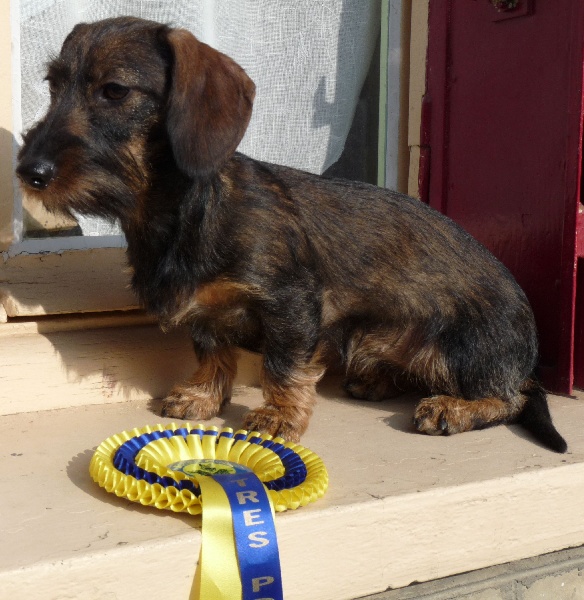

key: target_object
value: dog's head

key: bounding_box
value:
[16,16,256,219]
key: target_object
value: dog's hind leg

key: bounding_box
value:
[413,381,568,453]
[404,329,568,451]
[161,346,237,420]
[343,363,409,402]
[413,393,525,435]
[407,334,528,434]
[341,329,415,402]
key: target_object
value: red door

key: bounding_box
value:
[422,0,584,393]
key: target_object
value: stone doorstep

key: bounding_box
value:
[360,545,584,599]
[0,381,583,600]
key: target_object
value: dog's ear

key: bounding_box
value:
[165,28,256,178]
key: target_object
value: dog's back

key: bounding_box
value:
[229,155,537,396]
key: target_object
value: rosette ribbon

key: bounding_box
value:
[89,423,328,599]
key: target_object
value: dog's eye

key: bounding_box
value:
[101,83,130,101]
[46,77,57,98]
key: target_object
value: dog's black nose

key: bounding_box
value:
[16,159,56,190]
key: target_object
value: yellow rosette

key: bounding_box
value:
[89,423,328,599]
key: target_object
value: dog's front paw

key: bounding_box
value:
[413,396,473,435]
[242,407,305,442]
[161,385,227,420]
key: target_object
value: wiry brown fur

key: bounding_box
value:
[17,17,567,451]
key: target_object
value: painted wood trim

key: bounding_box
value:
[377,0,389,188]
[407,0,429,198]
[0,321,261,416]
[379,0,417,195]
[0,310,155,336]
[0,247,138,317]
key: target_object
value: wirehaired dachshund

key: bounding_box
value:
[16,16,567,451]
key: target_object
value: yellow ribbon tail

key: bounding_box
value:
[190,475,242,600]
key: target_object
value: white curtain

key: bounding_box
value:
[19,0,381,236]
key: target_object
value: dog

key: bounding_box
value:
[16,16,567,452]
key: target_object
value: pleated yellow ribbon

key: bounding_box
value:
[190,475,242,600]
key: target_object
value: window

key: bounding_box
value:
[1,0,416,321]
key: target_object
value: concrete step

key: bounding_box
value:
[360,545,584,599]
[1,380,583,600]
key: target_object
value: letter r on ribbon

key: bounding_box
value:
[237,490,260,504]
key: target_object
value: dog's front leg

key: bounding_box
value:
[243,304,326,442]
[243,359,325,442]
[161,345,237,420]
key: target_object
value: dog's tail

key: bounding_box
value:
[516,379,567,453]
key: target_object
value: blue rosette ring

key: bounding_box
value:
[89,423,328,514]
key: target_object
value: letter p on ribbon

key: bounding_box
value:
[252,576,275,593]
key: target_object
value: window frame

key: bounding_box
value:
[1,0,420,321]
